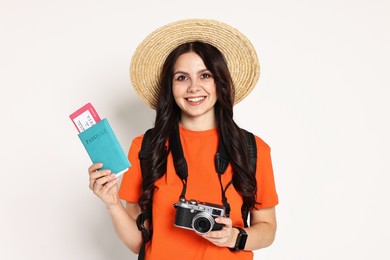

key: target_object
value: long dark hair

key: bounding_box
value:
[138,41,258,217]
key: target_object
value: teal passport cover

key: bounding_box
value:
[78,118,130,175]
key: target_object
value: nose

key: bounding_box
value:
[186,78,201,93]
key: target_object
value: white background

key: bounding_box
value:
[1,0,389,259]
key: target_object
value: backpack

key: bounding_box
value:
[136,128,257,259]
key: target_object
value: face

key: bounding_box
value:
[172,52,217,127]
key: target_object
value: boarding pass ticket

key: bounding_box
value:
[69,102,101,133]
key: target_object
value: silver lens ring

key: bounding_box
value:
[191,212,215,234]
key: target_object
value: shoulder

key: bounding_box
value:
[129,132,146,151]
[253,135,271,153]
[242,129,271,154]
[130,128,155,150]
[132,134,143,146]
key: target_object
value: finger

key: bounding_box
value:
[215,217,232,228]
[101,175,119,193]
[88,163,103,174]
[89,170,111,190]
[93,172,113,189]
[202,229,225,239]
[201,235,226,246]
[94,175,117,196]
[90,169,111,180]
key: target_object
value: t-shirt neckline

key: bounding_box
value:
[178,124,218,137]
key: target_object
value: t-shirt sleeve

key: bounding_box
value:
[255,136,279,209]
[118,135,144,203]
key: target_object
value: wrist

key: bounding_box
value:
[229,226,248,252]
[229,227,240,248]
[106,200,122,211]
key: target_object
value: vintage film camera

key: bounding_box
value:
[174,198,226,234]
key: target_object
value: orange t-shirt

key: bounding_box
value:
[119,126,278,260]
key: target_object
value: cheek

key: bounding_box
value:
[172,84,181,99]
[210,84,218,104]
[172,84,185,105]
[207,83,217,96]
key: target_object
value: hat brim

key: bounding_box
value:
[130,19,260,109]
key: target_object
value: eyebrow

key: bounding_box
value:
[173,69,211,76]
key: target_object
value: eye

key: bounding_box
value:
[175,75,188,81]
[200,72,213,79]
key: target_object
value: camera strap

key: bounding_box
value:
[169,125,232,217]
[169,124,189,199]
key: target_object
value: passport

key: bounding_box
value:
[78,118,130,176]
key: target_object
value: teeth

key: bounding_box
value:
[187,97,205,102]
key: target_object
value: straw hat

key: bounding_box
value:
[130,19,260,109]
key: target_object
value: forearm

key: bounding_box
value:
[107,202,143,253]
[239,207,277,251]
[243,221,276,250]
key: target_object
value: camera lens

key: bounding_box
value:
[192,212,214,234]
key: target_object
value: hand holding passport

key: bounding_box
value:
[70,103,130,176]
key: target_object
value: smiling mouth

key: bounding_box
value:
[186,97,205,102]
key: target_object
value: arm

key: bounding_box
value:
[244,206,277,250]
[88,163,143,253]
[106,201,143,253]
[201,207,276,250]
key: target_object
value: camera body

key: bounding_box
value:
[174,198,225,234]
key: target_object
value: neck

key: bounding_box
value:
[179,112,216,131]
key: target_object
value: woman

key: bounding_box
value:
[88,19,278,259]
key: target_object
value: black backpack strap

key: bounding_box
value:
[243,129,257,172]
[139,128,154,189]
[215,137,229,175]
[169,126,189,181]
[137,128,154,260]
[241,129,257,227]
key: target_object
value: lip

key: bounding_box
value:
[185,96,206,105]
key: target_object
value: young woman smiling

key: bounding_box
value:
[88,19,279,260]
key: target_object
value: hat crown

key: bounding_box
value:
[130,18,260,109]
